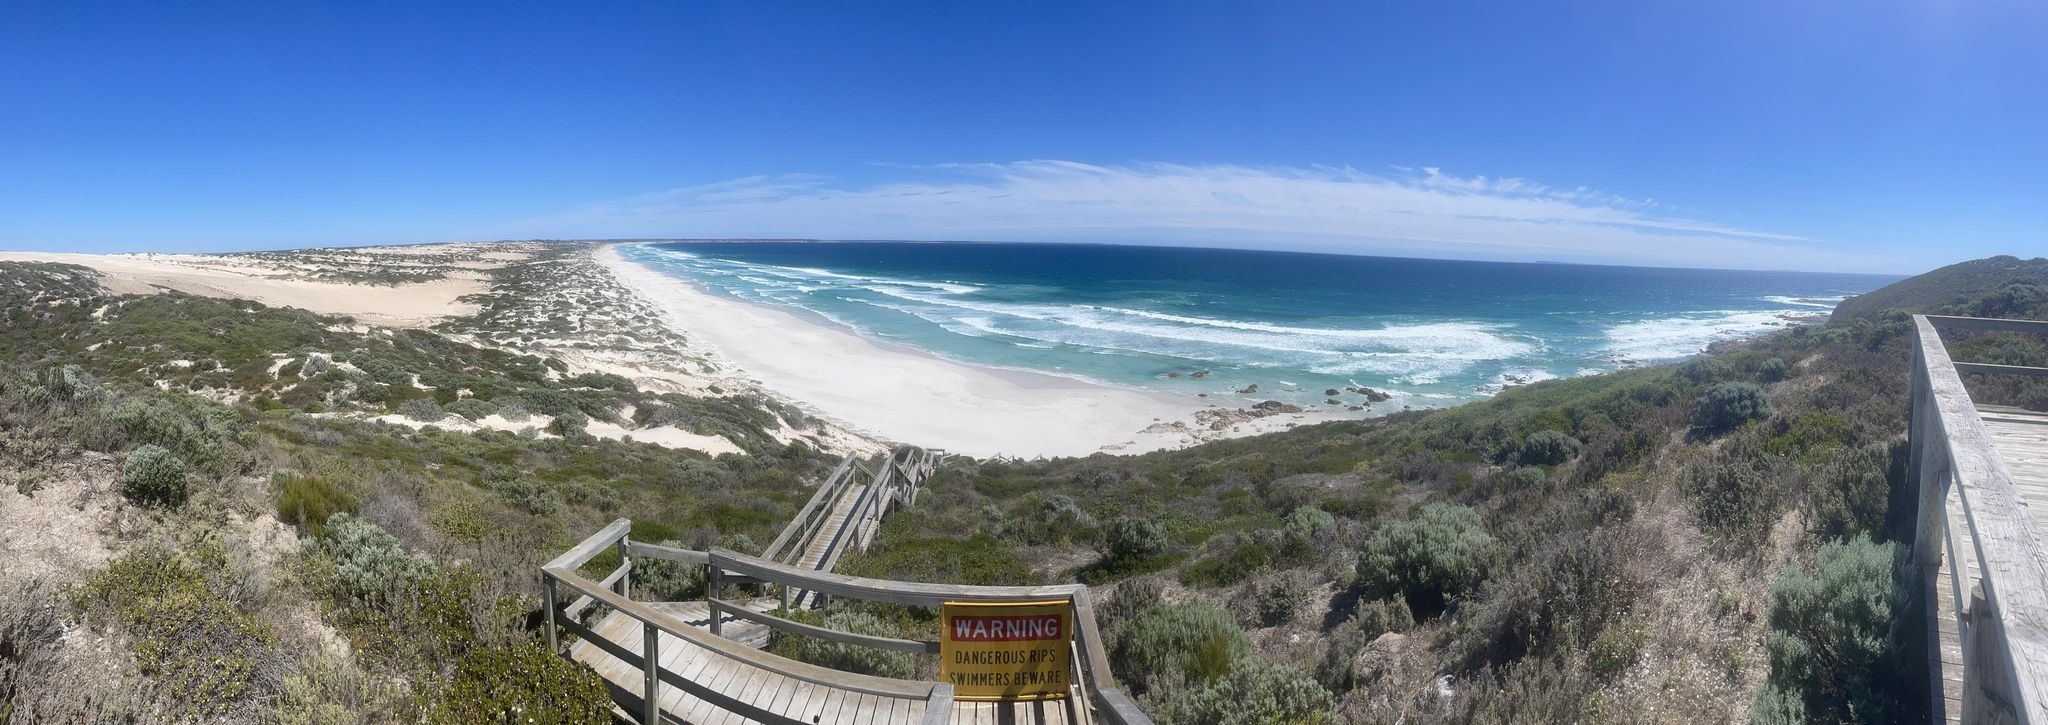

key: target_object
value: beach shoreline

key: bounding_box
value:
[597,242,1324,458]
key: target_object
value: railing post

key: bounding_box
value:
[708,565,723,637]
[618,536,633,600]
[543,574,560,654]
[642,621,660,724]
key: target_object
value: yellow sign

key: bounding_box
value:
[939,600,1074,701]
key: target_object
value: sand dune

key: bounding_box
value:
[0,250,485,328]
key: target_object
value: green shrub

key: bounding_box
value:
[1355,503,1497,617]
[1806,444,1893,541]
[1758,357,1790,383]
[1497,466,1547,492]
[1252,574,1308,626]
[1104,517,1170,563]
[119,444,188,506]
[1110,601,1250,695]
[563,372,636,392]
[633,540,706,601]
[1684,446,1786,552]
[71,544,274,717]
[1282,505,1336,544]
[399,397,445,422]
[315,513,432,602]
[1693,382,1771,432]
[1168,658,1335,725]
[274,471,358,535]
[426,643,612,724]
[546,410,589,438]
[1520,430,1583,466]
[444,397,498,421]
[1356,595,1415,636]
[1758,535,1903,723]
[1180,537,1274,588]
[1680,357,1735,386]
[767,610,917,679]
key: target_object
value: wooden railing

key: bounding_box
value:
[542,523,1152,724]
[1910,315,2048,723]
[543,521,954,725]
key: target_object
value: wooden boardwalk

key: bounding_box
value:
[1911,316,2048,724]
[541,447,1144,724]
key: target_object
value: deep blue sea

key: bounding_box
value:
[622,242,1899,409]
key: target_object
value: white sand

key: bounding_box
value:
[598,244,1294,459]
[0,250,484,328]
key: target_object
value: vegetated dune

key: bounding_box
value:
[1831,254,2048,324]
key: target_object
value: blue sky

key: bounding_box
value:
[2,2,2042,273]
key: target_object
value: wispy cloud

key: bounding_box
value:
[504,161,1867,271]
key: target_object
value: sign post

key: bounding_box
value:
[939,599,1074,701]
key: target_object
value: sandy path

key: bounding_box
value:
[598,244,1210,459]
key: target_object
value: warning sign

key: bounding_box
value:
[939,600,1074,701]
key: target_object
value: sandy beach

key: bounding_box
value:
[597,244,1310,458]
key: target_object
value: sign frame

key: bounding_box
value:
[938,599,1075,702]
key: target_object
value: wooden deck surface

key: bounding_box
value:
[1931,404,2048,723]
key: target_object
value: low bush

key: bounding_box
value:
[1110,601,1249,695]
[399,397,445,422]
[1168,658,1335,725]
[1759,357,1790,382]
[425,643,612,724]
[1757,535,1905,723]
[1356,503,1497,617]
[314,513,432,602]
[274,471,358,535]
[1251,573,1308,626]
[444,397,497,421]
[1684,445,1788,552]
[1281,505,1336,544]
[1694,382,1772,433]
[1104,517,1170,563]
[119,444,188,506]
[1179,537,1273,588]
[1519,430,1583,466]
[71,544,275,717]
[633,539,706,601]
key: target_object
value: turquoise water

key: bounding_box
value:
[622,242,1898,410]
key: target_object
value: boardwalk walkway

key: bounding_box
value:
[1910,315,2048,724]
[540,447,1150,725]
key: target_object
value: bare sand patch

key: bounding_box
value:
[0,251,485,327]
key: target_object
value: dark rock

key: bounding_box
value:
[1360,387,1393,403]
[1166,371,1182,379]
[1324,388,1341,397]
[1190,370,1211,379]
[1251,400,1304,414]
[1237,384,1259,394]
[1326,398,1343,405]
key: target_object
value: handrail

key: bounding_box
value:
[541,446,1150,724]
[709,597,938,653]
[544,563,943,701]
[1911,315,2048,724]
[712,548,1084,607]
[764,455,858,562]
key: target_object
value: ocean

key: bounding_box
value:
[620,241,1899,410]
